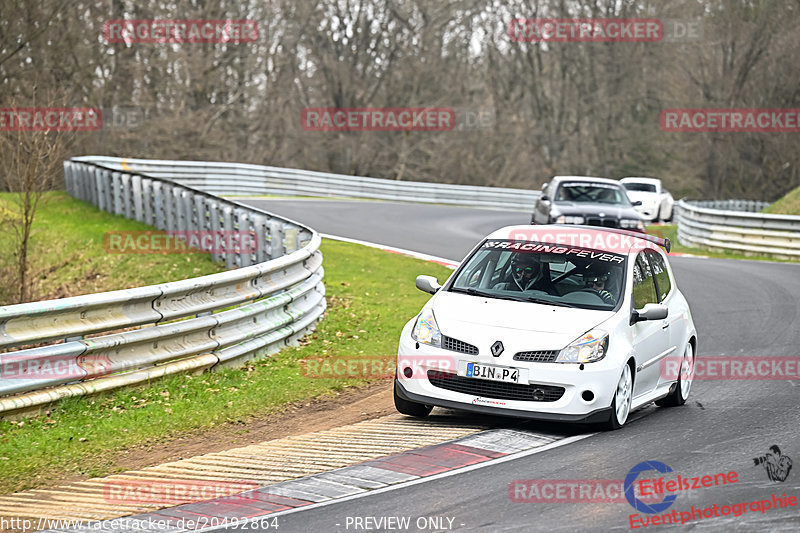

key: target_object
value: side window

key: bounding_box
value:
[645,250,672,302]
[632,252,658,309]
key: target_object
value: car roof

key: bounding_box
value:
[550,175,622,187]
[484,225,666,255]
[620,177,661,185]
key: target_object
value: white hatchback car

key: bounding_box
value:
[394,225,696,430]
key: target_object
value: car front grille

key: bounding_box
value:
[442,335,479,355]
[427,370,565,402]
[586,217,619,228]
[513,350,559,363]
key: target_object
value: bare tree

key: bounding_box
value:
[0,91,76,303]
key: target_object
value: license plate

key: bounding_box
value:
[466,362,520,384]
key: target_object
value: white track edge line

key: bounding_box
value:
[320,233,459,268]
[197,432,595,532]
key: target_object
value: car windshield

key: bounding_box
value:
[450,240,626,311]
[555,183,631,205]
[623,182,657,193]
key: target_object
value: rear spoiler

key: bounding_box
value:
[553,225,672,253]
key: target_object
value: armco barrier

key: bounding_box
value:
[0,160,326,416]
[72,156,541,210]
[676,199,800,259]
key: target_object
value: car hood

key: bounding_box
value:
[431,291,613,351]
[552,202,640,218]
[625,191,659,204]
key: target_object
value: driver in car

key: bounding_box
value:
[584,271,616,305]
[499,254,552,292]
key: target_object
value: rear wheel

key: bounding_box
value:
[394,381,433,417]
[604,364,633,430]
[656,342,694,407]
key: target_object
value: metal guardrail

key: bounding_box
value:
[676,200,800,259]
[690,199,771,213]
[72,156,541,211]
[0,160,326,415]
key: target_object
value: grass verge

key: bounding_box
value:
[762,184,800,215]
[0,191,226,304]
[0,238,453,494]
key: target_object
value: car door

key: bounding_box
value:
[629,251,671,398]
[646,249,684,388]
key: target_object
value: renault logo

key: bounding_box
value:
[491,341,504,357]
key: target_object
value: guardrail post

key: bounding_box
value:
[111,172,124,215]
[254,215,268,263]
[238,211,252,267]
[208,200,224,261]
[131,175,144,222]
[269,220,284,259]
[121,173,133,219]
[141,177,153,225]
[152,181,165,230]
[222,205,234,269]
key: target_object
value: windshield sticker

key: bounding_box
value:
[561,182,618,189]
[482,240,625,263]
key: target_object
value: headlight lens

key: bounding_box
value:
[556,329,609,363]
[555,215,584,224]
[620,219,645,231]
[411,308,441,347]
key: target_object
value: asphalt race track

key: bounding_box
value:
[239,198,800,532]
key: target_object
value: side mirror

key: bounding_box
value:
[415,275,441,295]
[632,200,642,206]
[631,303,668,324]
[540,195,549,202]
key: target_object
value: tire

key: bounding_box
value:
[603,363,633,430]
[656,342,694,407]
[394,381,433,417]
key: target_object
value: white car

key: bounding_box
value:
[394,225,696,430]
[620,177,674,222]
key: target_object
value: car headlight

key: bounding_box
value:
[556,329,609,363]
[555,215,585,224]
[620,219,645,231]
[411,308,442,347]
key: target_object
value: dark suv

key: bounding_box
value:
[531,176,645,232]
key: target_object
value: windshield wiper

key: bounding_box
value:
[451,287,528,302]
[523,297,580,308]
[452,288,579,307]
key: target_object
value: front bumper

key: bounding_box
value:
[634,205,659,221]
[395,380,612,423]
[397,322,621,422]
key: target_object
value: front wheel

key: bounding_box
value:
[656,342,694,407]
[603,364,633,430]
[394,381,433,417]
